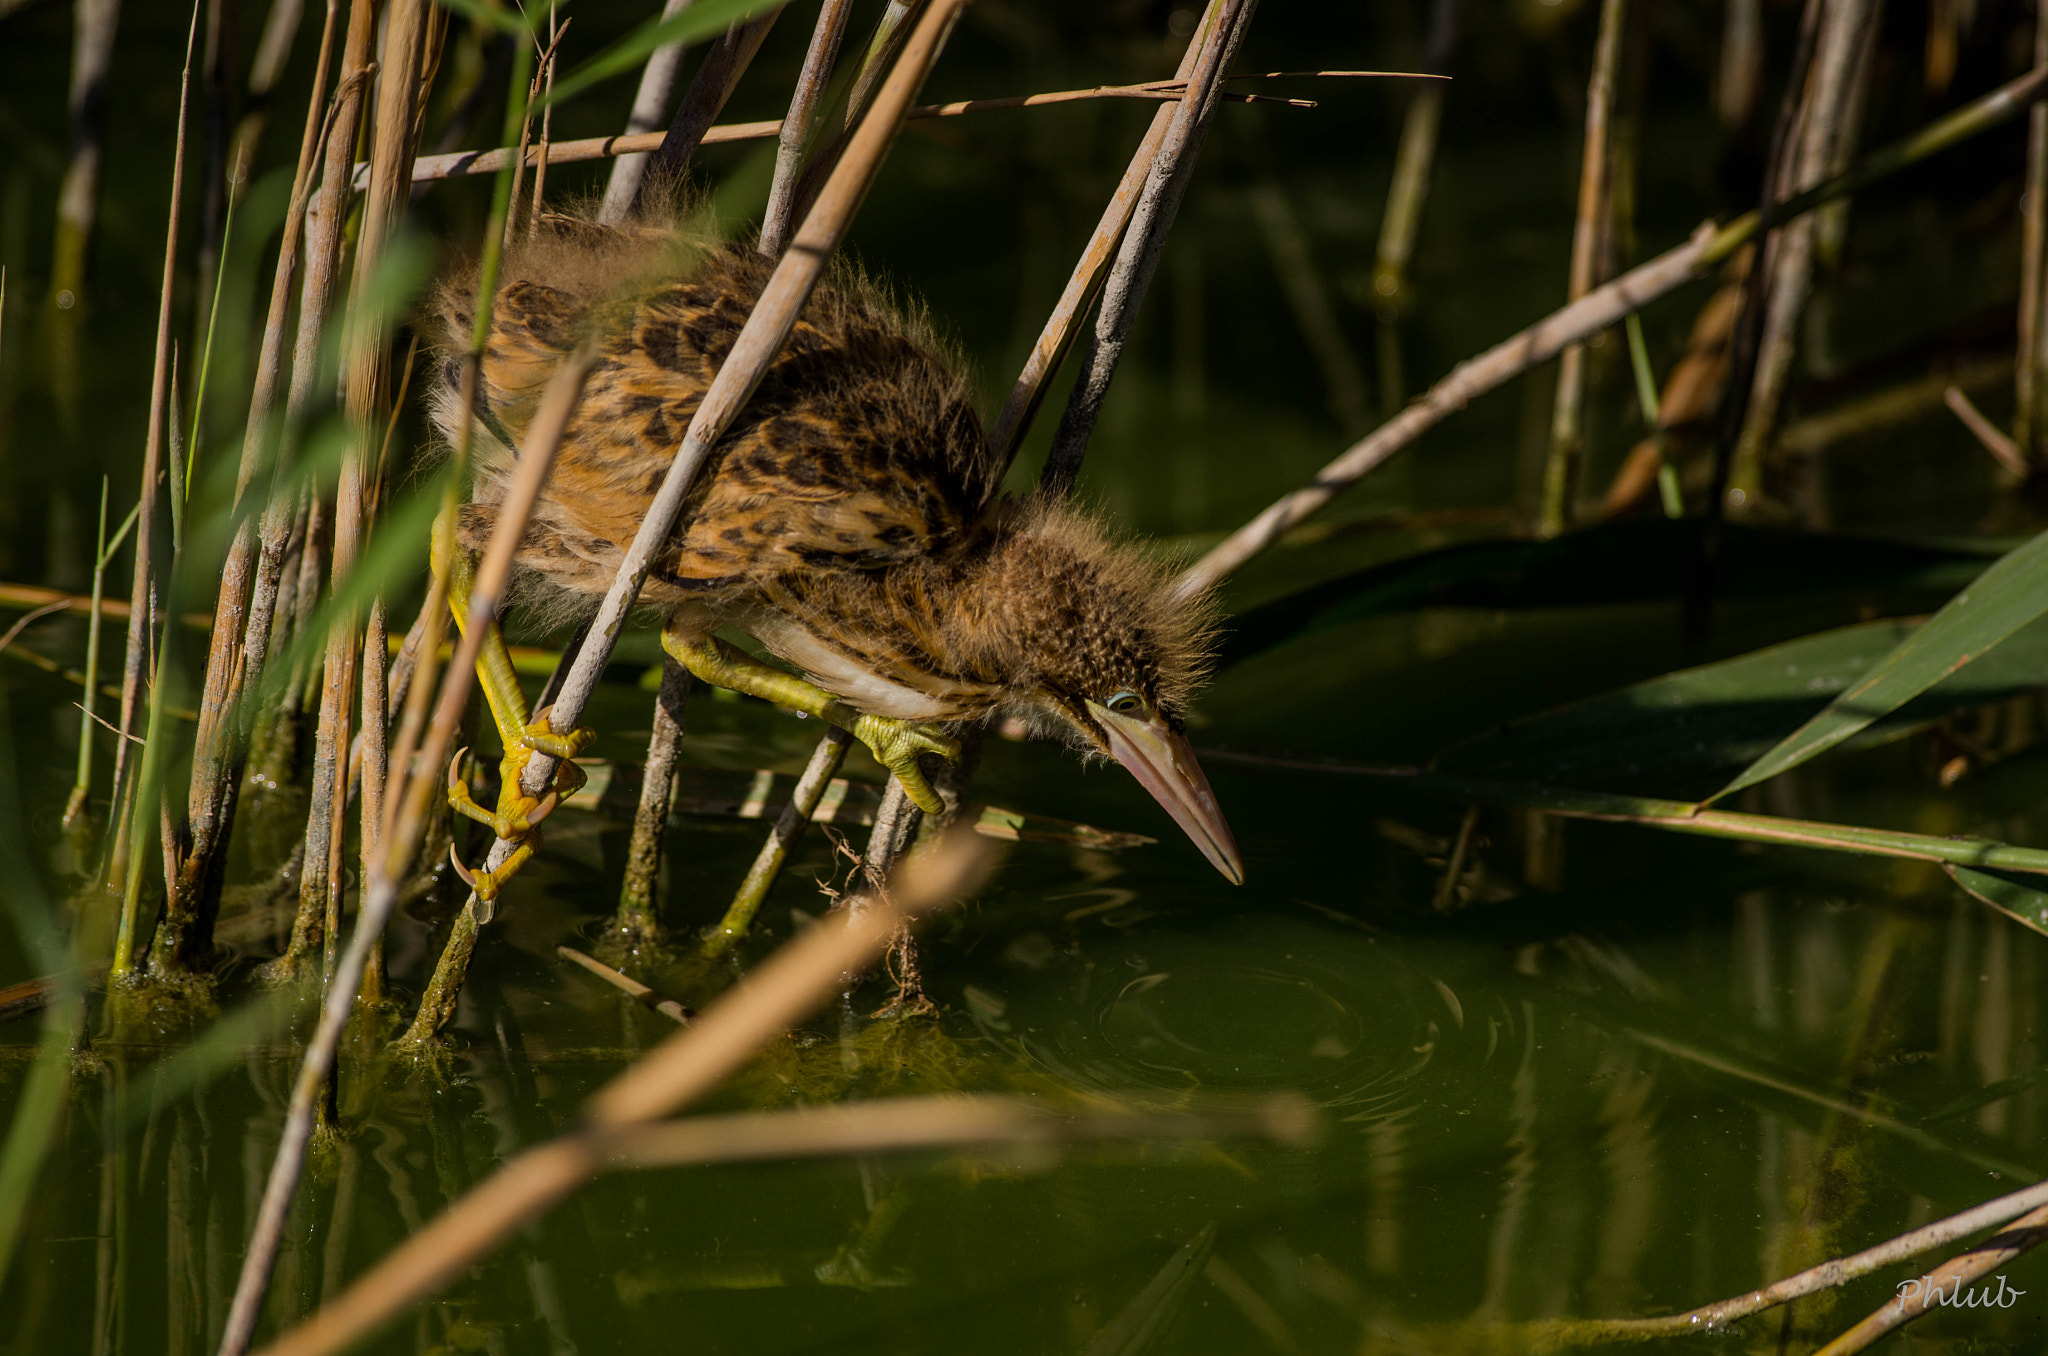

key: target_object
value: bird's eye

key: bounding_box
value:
[1104,691,1145,715]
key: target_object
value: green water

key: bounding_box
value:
[5,2,2048,1353]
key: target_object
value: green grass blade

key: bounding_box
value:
[1712,527,2048,802]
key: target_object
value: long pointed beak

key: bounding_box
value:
[1090,703,1244,884]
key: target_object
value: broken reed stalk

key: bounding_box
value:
[2023,9,2048,465]
[705,726,853,957]
[1724,0,1878,510]
[648,6,783,182]
[1371,0,1459,414]
[761,0,855,257]
[1173,62,2048,601]
[1535,0,1625,539]
[108,0,201,977]
[1039,0,1258,497]
[1569,1175,2048,1340]
[598,0,698,225]
[987,20,1223,469]
[393,0,972,1048]
[252,832,996,1356]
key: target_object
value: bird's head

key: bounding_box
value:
[970,501,1243,883]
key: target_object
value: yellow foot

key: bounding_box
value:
[444,706,595,902]
[847,714,958,815]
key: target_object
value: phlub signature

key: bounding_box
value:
[1894,1275,2026,1313]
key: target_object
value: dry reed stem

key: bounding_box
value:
[254,832,995,1356]
[983,70,1209,467]
[228,0,306,188]
[556,944,692,1024]
[1943,385,2029,480]
[108,0,201,975]
[760,0,854,256]
[1724,0,1876,511]
[1175,63,2048,601]
[1536,0,1625,539]
[383,79,1302,188]
[1572,1177,2048,1340]
[1814,1204,2048,1354]
[598,0,700,225]
[1040,0,1257,496]
[2023,9,2048,466]
[649,5,782,183]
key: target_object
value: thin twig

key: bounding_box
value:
[1943,385,2029,480]
[382,78,1317,187]
[1812,1205,2048,1354]
[0,601,73,660]
[704,725,853,956]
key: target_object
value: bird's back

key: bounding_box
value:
[431,213,1000,609]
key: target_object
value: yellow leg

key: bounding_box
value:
[660,623,957,815]
[436,510,594,901]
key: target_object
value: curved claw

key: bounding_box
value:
[447,843,479,892]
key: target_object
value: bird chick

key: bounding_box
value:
[431,209,1242,882]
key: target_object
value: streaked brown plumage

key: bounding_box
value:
[431,209,1241,881]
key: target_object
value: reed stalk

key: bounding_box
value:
[1175,62,2048,600]
[598,0,700,225]
[1535,0,1625,539]
[108,1,201,976]
[648,4,782,182]
[1039,0,1257,496]
[2023,7,2048,467]
[760,0,854,256]
[63,479,113,829]
[1723,0,1877,513]
[611,658,690,940]
[704,725,851,956]
[228,0,307,189]
[1370,0,1458,414]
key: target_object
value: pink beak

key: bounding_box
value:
[1091,702,1244,884]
